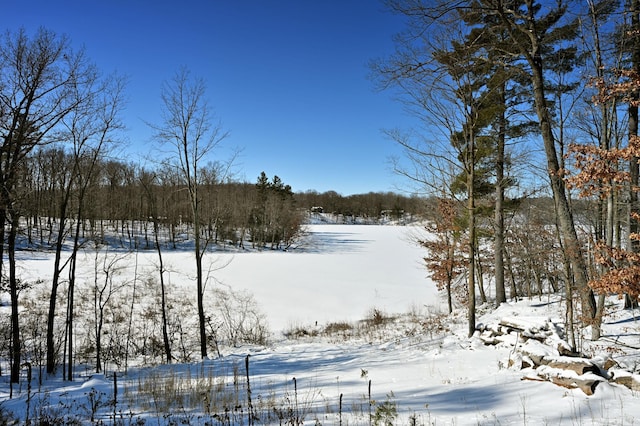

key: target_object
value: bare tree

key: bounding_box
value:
[44,72,126,378]
[54,73,126,380]
[92,248,128,373]
[150,68,229,360]
[140,170,172,363]
[0,27,95,383]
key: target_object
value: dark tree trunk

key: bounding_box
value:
[154,219,172,363]
[528,42,598,339]
[494,83,506,306]
[627,0,640,309]
[8,213,20,384]
[467,127,476,338]
[46,196,71,375]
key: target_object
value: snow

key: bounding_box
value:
[2,222,640,424]
[210,224,439,331]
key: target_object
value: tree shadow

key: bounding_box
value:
[605,316,640,325]
[417,384,505,413]
[296,231,371,254]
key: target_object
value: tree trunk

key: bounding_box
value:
[193,200,208,360]
[196,239,207,359]
[627,0,640,309]
[504,247,518,300]
[46,197,70,375]
[154,219,172,363]
[447,244,455,314]
[491,0,597,337]
[94,250,103,373]
[66,255,76,381]
[467,127,476,338]
[8,213,20,384]
[66,204,84,381]
[476,253,487,304]
[46,224,64,375]
[528,52,598,338]
[495,83,506,307]
[95,311,103,373]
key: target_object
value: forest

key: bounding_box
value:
[1,0,639,398]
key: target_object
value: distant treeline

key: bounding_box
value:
[295,190,427,220]
[19,148,429,250]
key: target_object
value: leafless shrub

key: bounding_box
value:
[212,287,271,347]
[324,321,353,335]
[284,325,320,339]
[363,308,392,328]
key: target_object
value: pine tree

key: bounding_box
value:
[467,0,601,337]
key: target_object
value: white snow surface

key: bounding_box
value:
[2,223,640,424]
[210,224,438,331]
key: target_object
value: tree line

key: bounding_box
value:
[20,151,424,251]
[372,0,640,348]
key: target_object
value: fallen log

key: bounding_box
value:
[610,370,640,391]
[548,375,601,396]
[499,317,549,333]
[519,340,557,367]
[528,366,604,395]
[544,357,600,376]
[497,317,558,343]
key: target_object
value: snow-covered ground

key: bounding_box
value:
[210,224,440,332]
[2,223,640,424]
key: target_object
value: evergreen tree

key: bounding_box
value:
[466,0,600,338]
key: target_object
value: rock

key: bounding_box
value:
[610,370,640,391]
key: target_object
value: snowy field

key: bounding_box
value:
[210,224,440,332]
[2,223,640,424]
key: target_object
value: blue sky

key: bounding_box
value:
[9,1,417,195]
